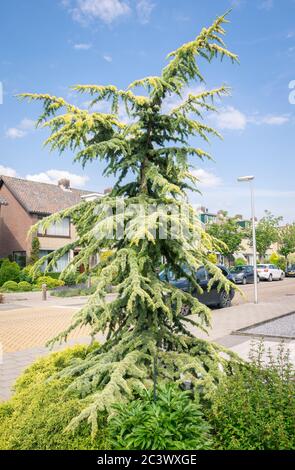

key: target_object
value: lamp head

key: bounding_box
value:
[237,176,255,182]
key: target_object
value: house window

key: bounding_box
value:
[37,217,70,237]
[13,251,26,268]
[39,250,69,273]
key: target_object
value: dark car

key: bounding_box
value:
[286,265,295,277]
[160,265,235,309]
[230,265,258,285]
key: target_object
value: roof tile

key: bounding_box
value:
[0,175,98,214]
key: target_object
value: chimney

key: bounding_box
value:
[58,178,71,191]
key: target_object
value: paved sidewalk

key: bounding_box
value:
[1,294,294,402]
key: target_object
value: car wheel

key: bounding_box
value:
[280,273,285,280]
[181,305,191,316]
[242,277,247,285]
[268,274,273,282]
[218,291,231,309]
[257,276,260,283]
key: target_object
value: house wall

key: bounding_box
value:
[33,216,78,252]
[0,183,78,263]
[0,184,33,259]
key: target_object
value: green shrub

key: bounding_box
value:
[0,345,109,450]
[108,384,212,450]
[234,257,246,267]
[36,276,64,289]
[19,265,33,283]
[207,342,295,450]
[19,265,42,283]
[60,269,78,286]
[1,280,19,292]
[0,259,20,286]
[18,281,32,292]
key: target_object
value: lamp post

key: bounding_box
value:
[237,176,258,304]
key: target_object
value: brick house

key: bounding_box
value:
[0,175,102,269]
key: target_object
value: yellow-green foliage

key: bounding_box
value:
[36,276,65,289]
[207,253,218,264]
[18,281,32,292]
[0,345,109,450]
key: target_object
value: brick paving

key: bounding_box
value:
[1,286,295,402]
[0,305,90,352]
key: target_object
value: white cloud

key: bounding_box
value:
[0,165,17,177]
[248,114,290,126]
[213,106,247,131]
[259,115,289,125]
[190,169,222,188]
[5,128,26,139]
[136,0,155,24]
[26,169,89,188]
[73,43,92,50]
[212,107,290,132]
[5,118,36,139]
[19,118,36,130]
[103,54,112,62]
[70,0,131,24]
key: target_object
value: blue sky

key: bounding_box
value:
[0,0,295,221]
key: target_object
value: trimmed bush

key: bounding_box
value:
[18,281,32,292]
[207,342,295,450]
[109,384,213,450]
[0,259,20,286]
[36,276,64,289]
[0,345,109,450]
[1,281,19,292]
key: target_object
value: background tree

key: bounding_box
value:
[252,211,282,261]
[279,224,295,258]
[21,12,239,435]
[206,214,245,265]
[268,251,286,271]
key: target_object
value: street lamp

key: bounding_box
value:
[237,176,258,304]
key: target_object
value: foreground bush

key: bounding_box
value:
[18,281,32,292]
[1,280,19,292]
[0,345,109,450]
[207,342,295,450]
[109,384,213,450]
[36,275,64,289]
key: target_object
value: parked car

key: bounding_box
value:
[230,265,259,285]
[257,264,285,282]
[159,265,235,309]
[286,265,295,277]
